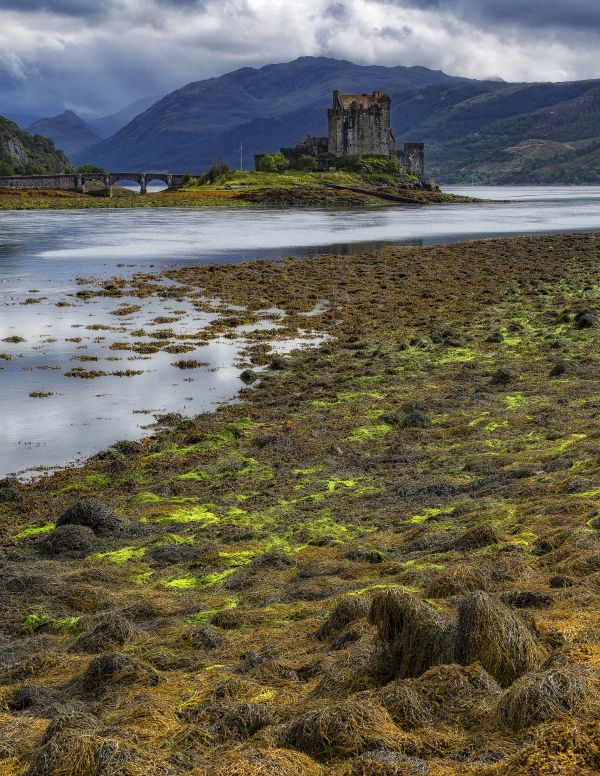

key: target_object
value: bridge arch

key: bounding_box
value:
[145,176,171,193]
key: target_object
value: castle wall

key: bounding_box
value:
[328,92,395,157]
[397,143,425,178]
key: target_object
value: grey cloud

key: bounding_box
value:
[325,3,349,20]
[0,0,112,16]
[377,0,600,32]
[376,24,412,41]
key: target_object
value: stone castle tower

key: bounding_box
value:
[256,89,425,177]
[327,90,396,157]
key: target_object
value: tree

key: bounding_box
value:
[206,162,230,183]
[298,155,318,171]
[258,152,289,173]
[76,164,105,173]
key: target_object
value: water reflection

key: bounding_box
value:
[2,185,600,477]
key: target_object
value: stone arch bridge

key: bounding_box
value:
[0,172,188,196]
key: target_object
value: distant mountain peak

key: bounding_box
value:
[29,110,101,158]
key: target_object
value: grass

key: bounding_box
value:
[0,170,477,211]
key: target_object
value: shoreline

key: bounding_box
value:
[2,232,600,775]
[0,185,481,211]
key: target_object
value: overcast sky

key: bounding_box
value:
[1,0,600,119]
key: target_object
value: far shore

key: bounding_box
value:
[0,169,483,210]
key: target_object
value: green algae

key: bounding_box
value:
[163,576,199,589]
[21,613,81,635]
[394,559,446,572]
[185,596,238,624]
[574,487,600,499]
[347,583,419,596]
[134,491,164,504]
[505,393,528,409]
[16,522,55,539]
[197,569,237,586]
[437,347,476,365]
[347,423,391,443]
[133,571,154,584]
[145,504,219,525]
[91,546,146,563]
[219,550,256,567]
[285,513,373,545]
[62,473,109,493]
[408,506,456,524]
[174,471,208,481]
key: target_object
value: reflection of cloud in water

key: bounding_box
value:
[4,185,600,475]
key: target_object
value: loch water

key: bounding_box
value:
[1,185,600,477]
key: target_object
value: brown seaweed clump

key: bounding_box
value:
[368,591,454,679]
[496,665,597,731]
[56,498,126,536]
[81,652,139,693]
[75,614,136,653]
[212,748,323,776]
[26,719,128,776]
[285,699,403,760]
[380,662,501,730]
[456,591,546,687]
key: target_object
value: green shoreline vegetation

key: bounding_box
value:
[1,233,600,775]
[0,167,478,210]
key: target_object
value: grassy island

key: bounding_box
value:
[0,169,477,210]
[1,233,600,775]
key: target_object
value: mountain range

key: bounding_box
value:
[6,57,600,183]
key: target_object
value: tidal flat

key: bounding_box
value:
[1,233,600,775]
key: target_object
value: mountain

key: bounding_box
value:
[0,116,72,175]
[90,95,160,139]
[409,79,600,183]
[76,57,600,182]
[29,110,102,158]
[76,56,468,171]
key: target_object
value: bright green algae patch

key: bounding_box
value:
[16,522,55,538]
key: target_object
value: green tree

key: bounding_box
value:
[76,164,105,173]
[298,155,318,171]
[258,152,289,173]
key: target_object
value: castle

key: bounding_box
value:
[255,90,424,176]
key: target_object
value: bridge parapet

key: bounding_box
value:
[0,172,188,195]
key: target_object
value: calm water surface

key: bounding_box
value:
[1,185,599,477]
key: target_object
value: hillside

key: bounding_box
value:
[76,57,469,172]
[29,110,102,158]
[418,80,600,183]
[90,95,160,139]
[0,116,72,176]
[77,57,600,183]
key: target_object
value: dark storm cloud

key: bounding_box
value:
[0,0,111,16]
[1,0,600,121]
[378,0,600,32]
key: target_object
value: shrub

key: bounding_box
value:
[298,155,318,171]
[258,152,289,173]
